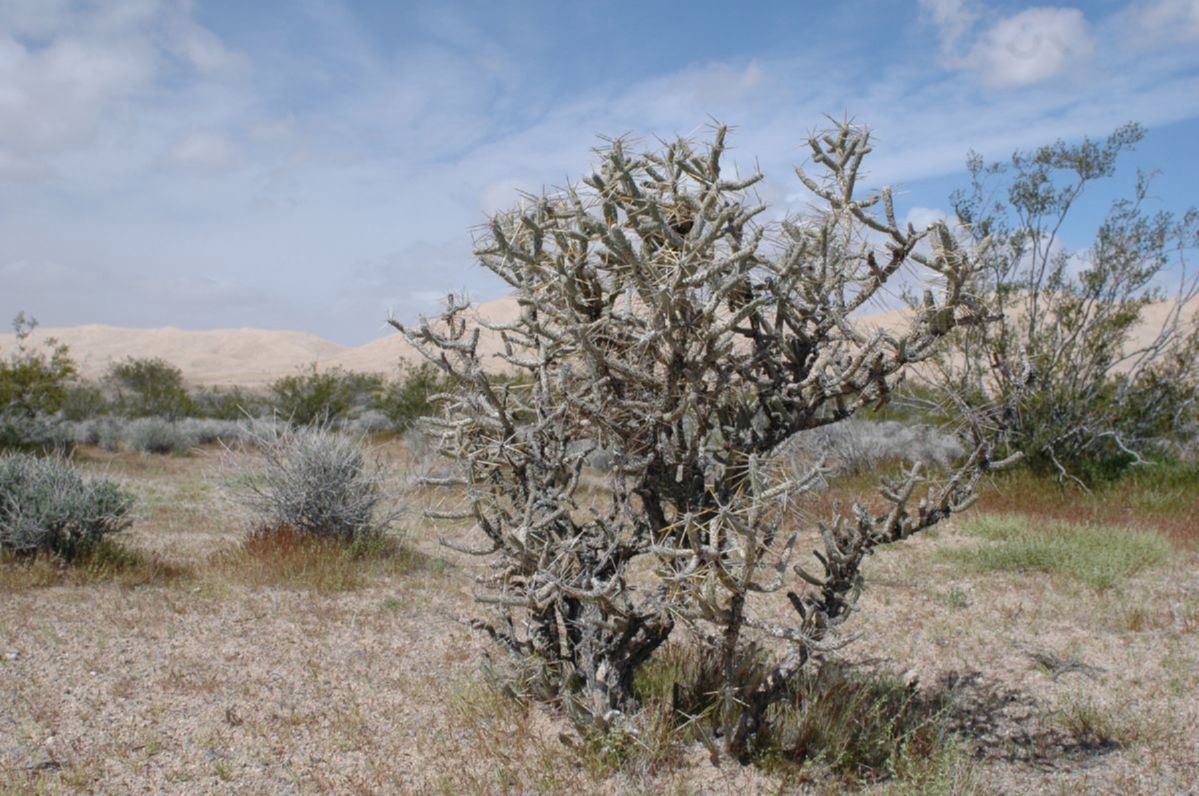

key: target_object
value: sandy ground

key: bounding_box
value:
[2,446,1198,794]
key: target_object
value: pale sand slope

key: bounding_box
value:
[2,295,1195,387]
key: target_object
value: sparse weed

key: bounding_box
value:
[1053,696,1140,749]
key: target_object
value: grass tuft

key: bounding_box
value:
[943,515,1172,590]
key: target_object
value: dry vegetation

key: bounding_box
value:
[2,439,1197,795]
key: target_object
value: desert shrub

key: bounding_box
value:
[922,123,1199,483]
[90,417,125,451]
[784,419,963,477]
[0,314,78,452]
[229,423,396,541]
[107,357,193,419]
[342,408,395,436]
[0,452,134,560]
[269,365,382,426]
[374,362,442,429]
[0,313,77,420]
[59,381,111,421]
[175,417,254,446]
[124,417,199,455]
[0,414,78,455]
[397,121,1018,761]
[189,385,267,420]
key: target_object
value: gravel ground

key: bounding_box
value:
[2,447,1197,794]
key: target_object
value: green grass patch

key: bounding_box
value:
[944,515,1172,590]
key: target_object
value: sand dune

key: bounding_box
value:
[2,295,1194,387]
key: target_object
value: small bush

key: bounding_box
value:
[90,417,125,451]
[784,419,964,477]
[125,418,200,455]
[945,515,1172,589]
[0,413,76,454]
[342,409,395,436]
[229,424,396,541]
[0,452,134,560]
[176,418,253,446]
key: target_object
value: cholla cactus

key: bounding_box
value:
[395,121,1018,759]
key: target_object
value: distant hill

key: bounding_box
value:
[1,295,1194,387]
[0,295,522,387]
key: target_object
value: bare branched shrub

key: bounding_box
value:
[0,452,134,560]
[228,424,397,541]
[395,121,1017,760]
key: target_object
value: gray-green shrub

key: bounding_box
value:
[124,418,199,455]
[229,424,396,540]
[0,452,134,560]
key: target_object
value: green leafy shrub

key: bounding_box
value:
[107,357,193,419]
[374,362,442,429]
[189,385,267,420]
[59,381,111,421]
[269,365,382,426]
[0,313,77,419]
[0,314,79,452]
[925,123,1199,483]
[0,452,134,560]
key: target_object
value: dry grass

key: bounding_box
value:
[972,462,1199,545]
[0,539,188,591]
[2,444,1198,794]
[207,525,436,593]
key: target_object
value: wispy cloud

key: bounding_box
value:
[1,1,1197,342]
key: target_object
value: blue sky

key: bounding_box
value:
[2,0,1197,344]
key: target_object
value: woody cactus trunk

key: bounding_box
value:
[394,121,1018,760]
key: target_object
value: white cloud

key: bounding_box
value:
[970,7,1093,87]
[904,206,950,231]
[920,2,1095,88]
[0,32,154,164]
[919,0,978,60]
